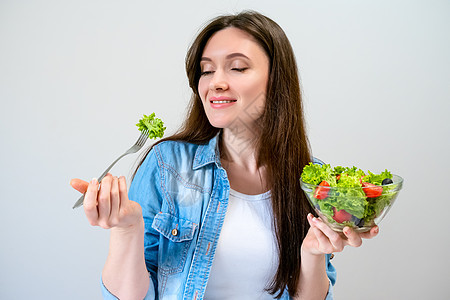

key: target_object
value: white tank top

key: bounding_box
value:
[203,188,278,299]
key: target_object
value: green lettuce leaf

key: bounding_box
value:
[136,113,166,140]
[336,174,362,188]
[301,163,336,186]
[363,169,392,185]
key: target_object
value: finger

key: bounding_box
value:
[109,176,120,225]
[84,178,99,224]
[360,225,379,240]
[118,176,129,211]
[97,174,112,227]
[342,226,363,247]
[70,178,89,194]
[311,216,345,251]
[311,226,334,254]
[307,213,315,227]
[307,214,332,252]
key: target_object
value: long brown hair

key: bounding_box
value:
[135,11,313,298]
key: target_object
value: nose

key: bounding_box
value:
[209,70,229,91]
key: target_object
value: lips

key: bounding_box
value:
[209,96,237,103]
[210,100,236,104]
[209,96,237,109]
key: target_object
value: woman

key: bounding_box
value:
[71,11,378,300]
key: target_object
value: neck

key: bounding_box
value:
[220,126,260,172]
[219,128,268,194]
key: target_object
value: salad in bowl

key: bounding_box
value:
[300,163,403,232]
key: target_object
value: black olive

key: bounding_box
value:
[382,178,393,185]
[356,218,365,228]
[351,215,365,227]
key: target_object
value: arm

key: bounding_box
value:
[296,250,329,300]
[82,176,150,300]
[102,217,149,299]
[295,213,378,299]
[71,149,163,299]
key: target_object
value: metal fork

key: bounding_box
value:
[72,129,149,209]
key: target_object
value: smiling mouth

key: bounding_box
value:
[210,100,237,104]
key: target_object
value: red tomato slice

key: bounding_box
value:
[332,207,353,223]
[362,182,383,198]
[314,181,330,199]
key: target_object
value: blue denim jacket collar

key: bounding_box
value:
[193,133,222,170]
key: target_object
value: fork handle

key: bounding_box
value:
[72,152,130,209]
[97,152,128,182]
[72,194,86,209]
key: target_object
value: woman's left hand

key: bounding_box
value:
[302,213,379,256]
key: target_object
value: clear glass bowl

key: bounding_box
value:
[300,174,403,232]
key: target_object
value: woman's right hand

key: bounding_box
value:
[71,175,150,299]
[70,174,143,230]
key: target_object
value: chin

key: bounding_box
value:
[208,120,230,129]
[205,115,233,129]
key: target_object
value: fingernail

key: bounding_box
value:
[374,226,379,234]
[91,178,98,185]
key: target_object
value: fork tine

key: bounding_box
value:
[136,130,149,146]
[134,132,142,146]
[135,132,144,146]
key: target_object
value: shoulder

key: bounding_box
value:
[154,140,200,155]
[312,157,325,165]
[149,139,218,176]
[152,140,201,166]
[131,140,204,203]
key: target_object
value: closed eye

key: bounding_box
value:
[232,68,248,72]
[200,71,214,76]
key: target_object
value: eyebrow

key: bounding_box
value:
[200,52,250,62]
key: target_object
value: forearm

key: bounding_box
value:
[295,249,329,300]
[102,219,150,300]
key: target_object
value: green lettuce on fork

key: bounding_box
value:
[136,113,166,139]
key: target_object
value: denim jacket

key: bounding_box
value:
[101,135,336,299]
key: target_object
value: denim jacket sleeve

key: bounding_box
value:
[101,275,155,299]
[101,148,162,299]
[325,253,337,299]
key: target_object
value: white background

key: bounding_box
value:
[1,0,449,299]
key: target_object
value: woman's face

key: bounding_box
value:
[198,27,269,130]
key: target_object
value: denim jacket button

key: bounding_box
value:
[171,228,178,236]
